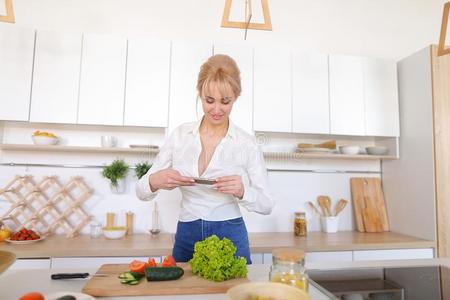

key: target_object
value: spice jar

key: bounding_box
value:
[294,212,307,237]
[269,248,309,292]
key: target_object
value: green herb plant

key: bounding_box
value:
[102,159,129,187]
[189,235,247,282]
[134,162,152,179]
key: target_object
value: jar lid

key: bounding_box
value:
[295,211,306,217]
[272,247,305,262]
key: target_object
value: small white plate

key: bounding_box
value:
[297,147,333,153]
[5,236,46,245]
[45,291,96,300]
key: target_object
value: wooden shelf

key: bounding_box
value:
[0,144,397,160]
[0,143,159,154]
[263,151,398,160]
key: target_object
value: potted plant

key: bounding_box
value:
[135,161,152,179]
[102,159,129,194]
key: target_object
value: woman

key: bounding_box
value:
[136,54,274,264]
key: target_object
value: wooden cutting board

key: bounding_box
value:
[82,263,250,297]
[350,177,389,232]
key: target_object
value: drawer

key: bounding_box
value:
[51,256,162,269]
[353,248,434,261]
[9,258,51,270]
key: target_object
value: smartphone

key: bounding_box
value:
[193,177,216,185]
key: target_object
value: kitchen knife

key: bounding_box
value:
[51,272,108,280]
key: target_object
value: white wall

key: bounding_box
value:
[3,0,448,60]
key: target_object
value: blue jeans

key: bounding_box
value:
[172,217,252,264]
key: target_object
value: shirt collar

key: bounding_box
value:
[190,117,236,140]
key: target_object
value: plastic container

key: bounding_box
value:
[269,248,309,292]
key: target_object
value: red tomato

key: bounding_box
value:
[129,260,146,273]
[162,255,177,267]
[146,258,157,267]
[19,292,45,300]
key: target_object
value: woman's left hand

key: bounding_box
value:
[214,175,244,199]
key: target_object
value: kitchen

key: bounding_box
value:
[0,0,449,299]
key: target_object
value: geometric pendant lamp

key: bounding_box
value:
[221,0,272,32]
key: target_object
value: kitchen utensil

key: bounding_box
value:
[81,263,249,297]
[317,196,331,216]
[350,178,389,232]
[101,136,117,147]
[365,146,388,155]
[227,282,310,300]
[102,227,127,239]
[51,272,109,280]
[126,211,134,235]
[307,201,322,216]
[362,196,384,233]
[150,201,160,235]
[320,216,339,233]
[297,140,336,149]
[338,145,360,155]
[106,212,115,228]
[334,199,348,216]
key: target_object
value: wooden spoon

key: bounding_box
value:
[307,201,322,216]
[317,196,331,216]
[334,199,348,216]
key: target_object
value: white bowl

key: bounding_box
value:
[102,226,127,239]
[227,282,310,300]
[31,135,59,145]
[338,145,360,155]
[366,146,388,155]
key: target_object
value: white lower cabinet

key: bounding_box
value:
[353,248,434,261]
[9,258,51,270]
[51,256,162,269]
[250,253,263,264]
[305,251,353,266]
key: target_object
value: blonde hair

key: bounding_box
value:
[197,54,241,99]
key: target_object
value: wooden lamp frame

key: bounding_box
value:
[0,0,15,23]
[221,0,272,31]
[438,2,450,56]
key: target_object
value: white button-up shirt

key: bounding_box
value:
[135,120,274,221]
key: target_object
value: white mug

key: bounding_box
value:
[101,136,117,147]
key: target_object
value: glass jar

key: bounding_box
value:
[90,222,102,239]
[294,212,307,237]
[269,248,309,292]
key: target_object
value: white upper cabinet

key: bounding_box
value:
[30,30,82,124]
[168,41,212,134]
[124,38,171,127]
[329,54,365,136]
[363,58,400,137]
[213,44,253,134]
[78,34,127,126]
[0,26,35,121]
[253,47,291,132]
[292,52,329,134]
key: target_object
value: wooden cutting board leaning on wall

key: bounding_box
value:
[82,263,249,297]
[350,177,390,232]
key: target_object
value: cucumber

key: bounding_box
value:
[119,271,144,285]
[145,267,184,281]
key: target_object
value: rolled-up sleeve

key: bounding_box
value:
[135,131,176,201]
[237,143,274,215]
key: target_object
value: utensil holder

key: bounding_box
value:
[321,216,339,233]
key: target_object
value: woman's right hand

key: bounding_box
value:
[148,169,195,192]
